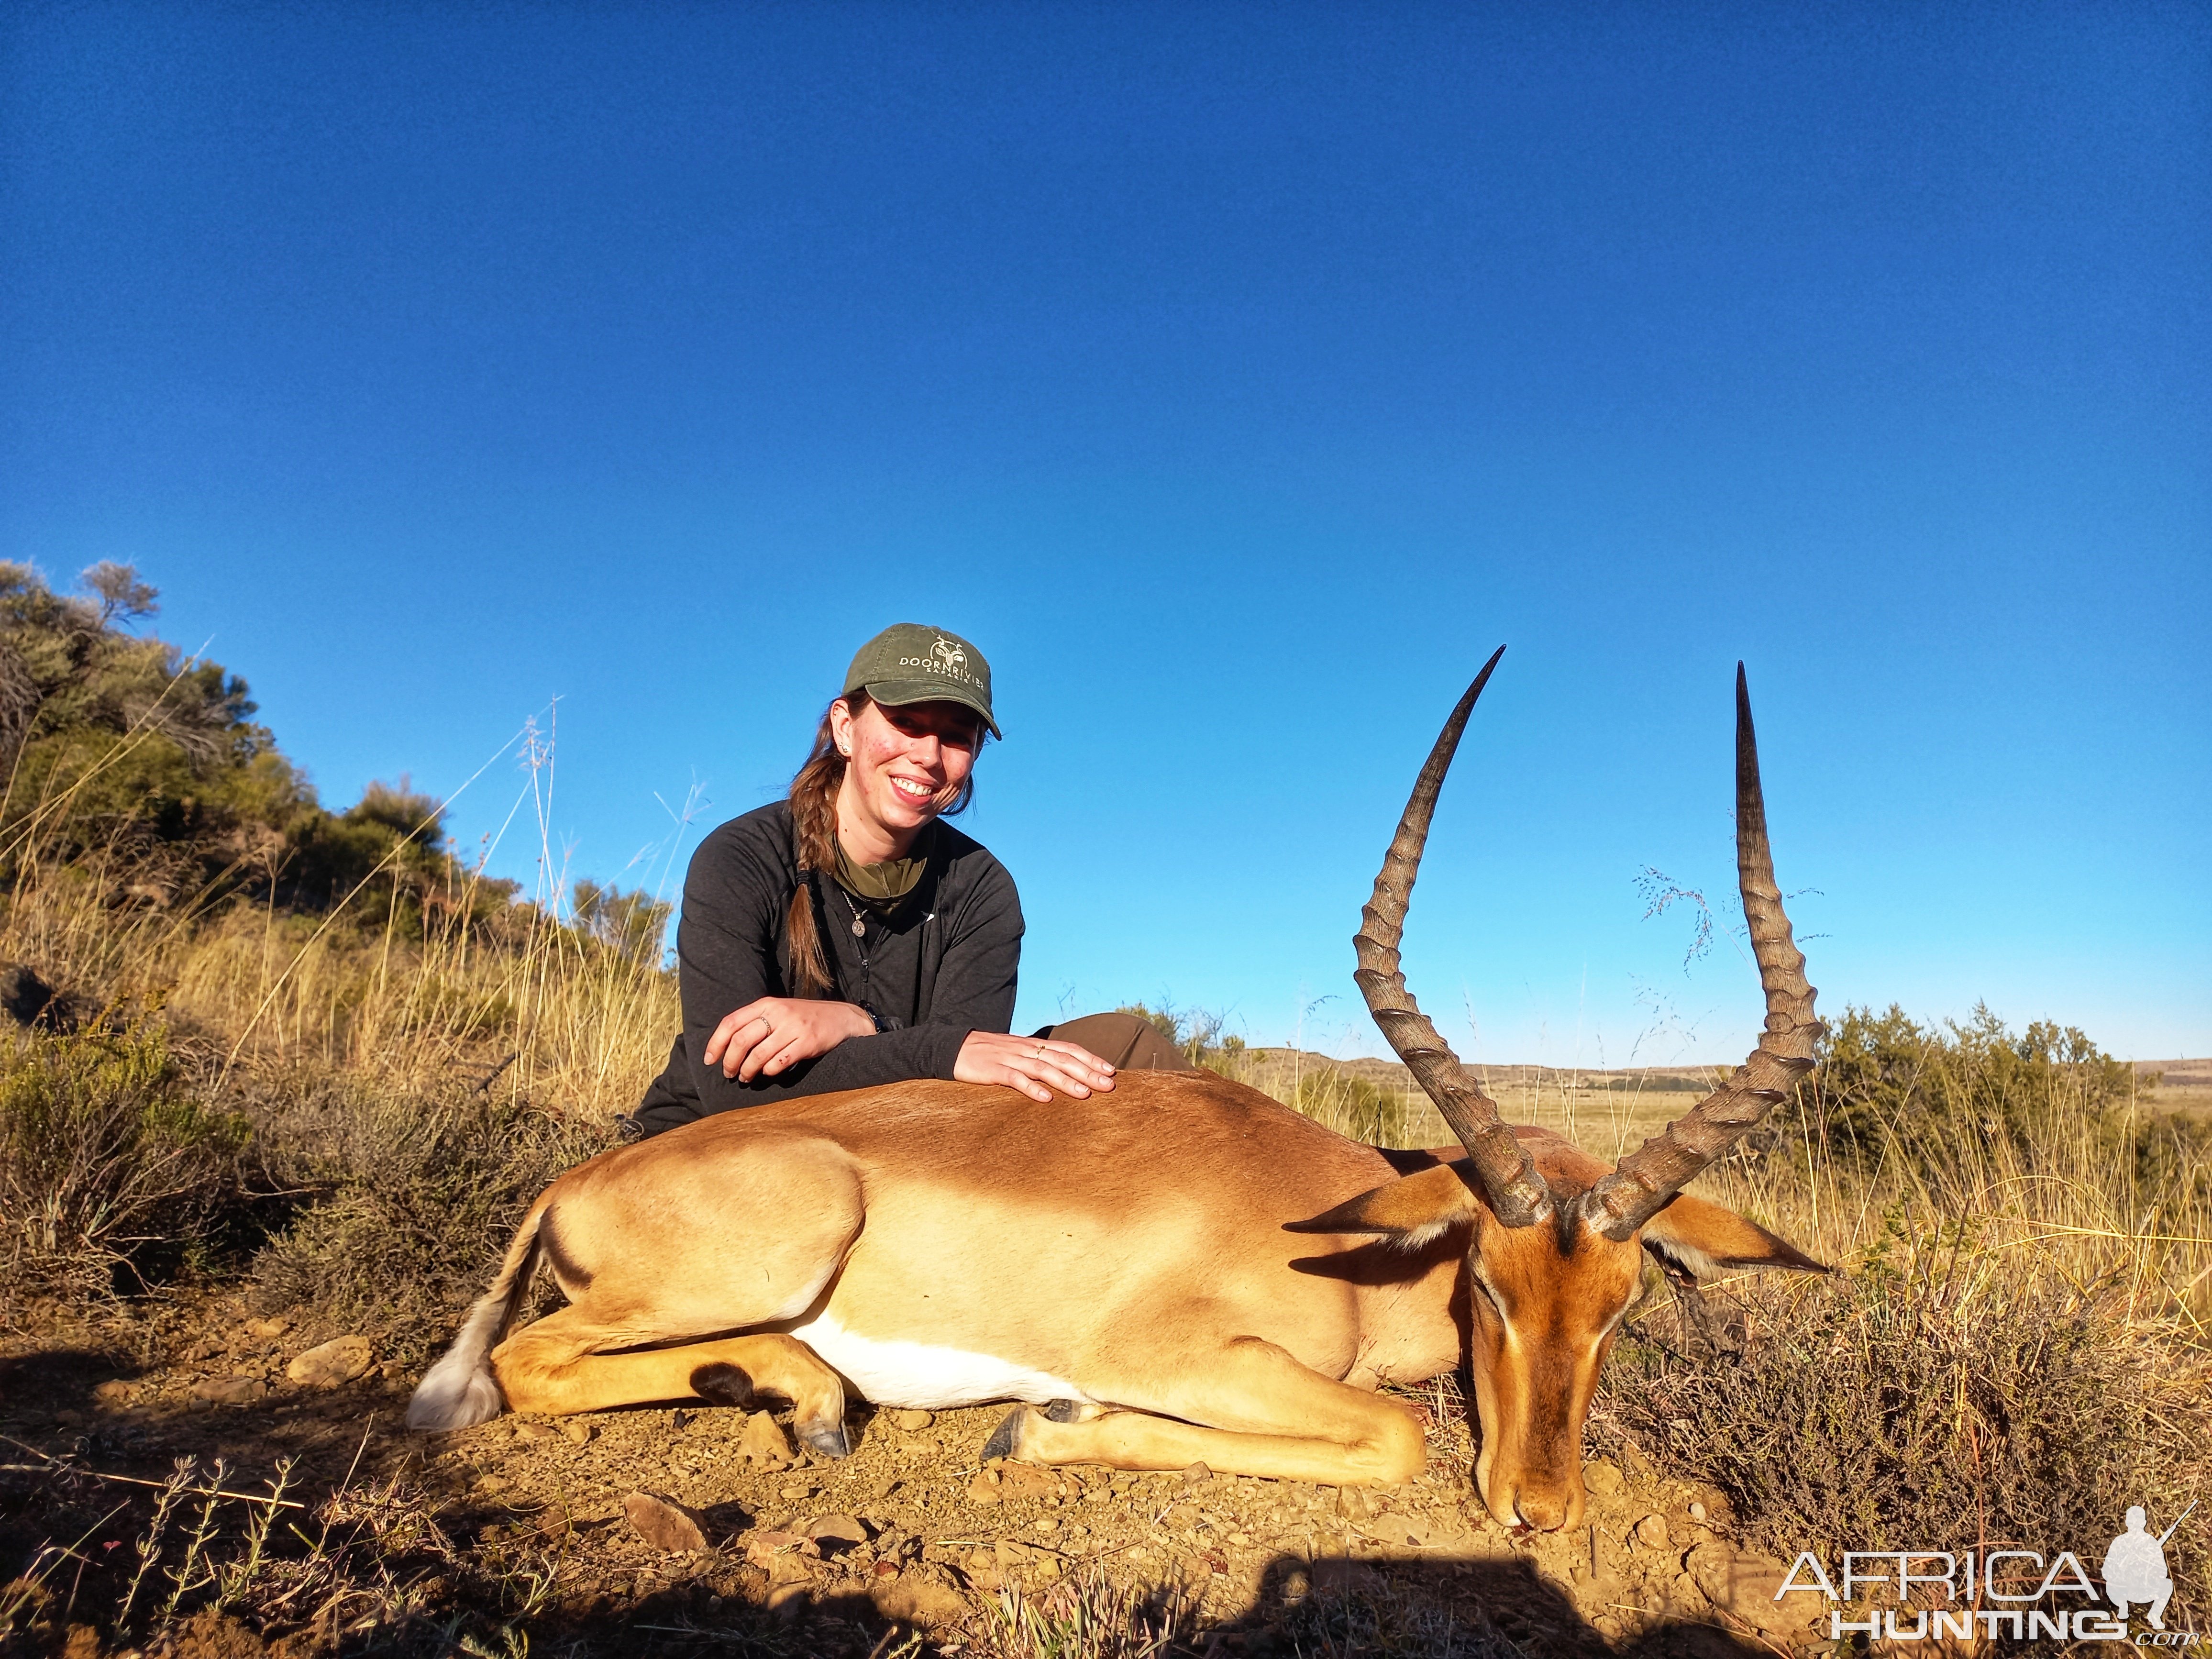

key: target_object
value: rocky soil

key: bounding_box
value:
[1,1293,1828,1658]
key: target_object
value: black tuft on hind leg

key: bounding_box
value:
[689,1362,756,1408]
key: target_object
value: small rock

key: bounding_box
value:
[1582,1460,1624,1498]
[995,1537,1061,1581]
[286,1336,375,1388]
[736,1410,792,1467]
[805,1514,869,1547]
[885,1408,934,1431]
[622,1491,708,1553]
[1634,1513,1672,1550]
[244,1315,293,1340]
[745,1530,822,1585]
[779,1482,818,1503]
[1031,1516,1060,1535]
[1369,1510,1428,1547]
[967,1470,1002,1505]
[190,1376,267,1406]
[996,1463,1059,1502]
[91,1380,135,1407]
[869,1574,967,1626]
[1724,1553,1832,1639]
[1688,1499,1708,1523]
[1684,1539,1735,1606]
[1182,1461,1214,1486]
[743,1528,814,1563]
[562,1420,595,1445]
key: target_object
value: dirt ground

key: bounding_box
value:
[2,1291,1830,1659]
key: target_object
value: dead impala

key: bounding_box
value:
[409,649,1824,1532]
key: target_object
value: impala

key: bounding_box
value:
[409,650,1824,1532]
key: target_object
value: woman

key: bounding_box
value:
[629,623,1190,1138]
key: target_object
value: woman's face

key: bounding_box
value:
[831,697,980,849]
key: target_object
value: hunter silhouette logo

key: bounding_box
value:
[2107,1502,2192,1630]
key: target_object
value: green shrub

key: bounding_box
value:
[247,1079,611,1360]
[0,1023,249,1303]
[1801,1003,2139,1177]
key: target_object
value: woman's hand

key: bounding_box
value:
[706,997,875,1081]
[955,1031,1118,1104]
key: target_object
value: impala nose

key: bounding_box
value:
[1512,1487,1571,1533]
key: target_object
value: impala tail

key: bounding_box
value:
[406,1198,548,1431]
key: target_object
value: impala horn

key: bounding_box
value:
[1353,647,1554,1229]
[1579,665,1823,1240]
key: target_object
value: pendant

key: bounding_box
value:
[850,914,867,938]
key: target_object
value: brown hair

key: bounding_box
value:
[784,691,984,998]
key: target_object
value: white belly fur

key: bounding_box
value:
[786,1311,1088,1411]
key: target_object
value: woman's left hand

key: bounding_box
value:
[706,997,875,1081]
[954,1031,1118,1103]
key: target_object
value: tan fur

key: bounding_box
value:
[413,1070,1818,1526]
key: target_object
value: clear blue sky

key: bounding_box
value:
[4,3,2206,1064]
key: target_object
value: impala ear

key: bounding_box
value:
[1285,1163,1481,1249]
[1638,1191,1828,1279]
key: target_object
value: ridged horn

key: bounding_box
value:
[1353,647,1554,1229]
[1579,664,1823,1241]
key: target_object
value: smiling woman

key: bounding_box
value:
[627,623,1191,1138]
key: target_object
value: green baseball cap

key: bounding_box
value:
[843,623,1000,738]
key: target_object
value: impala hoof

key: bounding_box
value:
[982,1406,1027,1462]
[799,1418,852,1460]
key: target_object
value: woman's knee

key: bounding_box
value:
[1035,1011,1196,1071]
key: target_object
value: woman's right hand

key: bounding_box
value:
[954,1031,1118,1103]
[707,996,875,1081]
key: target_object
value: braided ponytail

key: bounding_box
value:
[783,694,864,999]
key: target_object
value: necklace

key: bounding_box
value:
[841,889,867,939]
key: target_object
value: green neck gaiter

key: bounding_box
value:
[831,828,931,914]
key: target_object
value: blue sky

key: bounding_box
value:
[3,2,2206,1064]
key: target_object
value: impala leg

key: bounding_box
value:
[491,1311,852,1453]
[989,1337,1425,1487]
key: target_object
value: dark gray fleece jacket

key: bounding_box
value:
[629,801,1023,1136]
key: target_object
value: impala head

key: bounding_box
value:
[1321,648,1826,1532]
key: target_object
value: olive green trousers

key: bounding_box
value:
[1031,1010,1197,1072]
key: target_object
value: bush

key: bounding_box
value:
[1802,1002,2141,1177]
[247,1077,612,1361]
[1594,1250,2208,1577]
[0,1022,249,1304]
